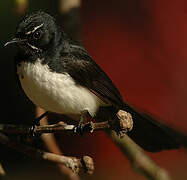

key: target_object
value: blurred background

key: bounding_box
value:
[0,0,187,179]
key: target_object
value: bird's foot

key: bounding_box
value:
[29,111,49,138]
[34,111,49,126]
[29,124,37,138]
[73,123,84,135]
[74,110,91,135]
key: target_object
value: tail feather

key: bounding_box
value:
[125,105,187,152]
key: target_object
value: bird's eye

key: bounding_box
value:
[33,30,42,40]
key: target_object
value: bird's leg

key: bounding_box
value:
[29,111,49,137]
[74,110,91,135]
[34,111,49,126]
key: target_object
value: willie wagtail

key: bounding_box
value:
[5,11,187,152]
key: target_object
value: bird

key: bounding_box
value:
[5,11,187,152]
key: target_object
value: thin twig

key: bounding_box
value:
[0,121,102,134]
[0,132,94,174]
[0,110,132,135]
[0,119,129,135]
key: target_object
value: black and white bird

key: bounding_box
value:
[5,11,187,152]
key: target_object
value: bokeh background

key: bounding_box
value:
[0,0,187,179]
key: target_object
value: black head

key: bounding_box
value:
[5,11,62,57]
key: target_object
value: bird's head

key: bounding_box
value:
[5,11,61,56]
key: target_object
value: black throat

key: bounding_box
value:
[16,25,65,65]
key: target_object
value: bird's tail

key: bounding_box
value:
[124,104,187,152]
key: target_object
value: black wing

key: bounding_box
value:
[61,44,124,108]
[61,44,187,152]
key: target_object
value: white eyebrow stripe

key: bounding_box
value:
[25,23,44,35]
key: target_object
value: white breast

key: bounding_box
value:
[17,59,109,118]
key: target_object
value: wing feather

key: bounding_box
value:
[61,46,124,108]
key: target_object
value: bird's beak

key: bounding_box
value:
[4,38,27,47]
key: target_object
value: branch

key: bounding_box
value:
[0,132,94,174]
[0,110,132,135]
[0,109,171,180]
[108,131,171,180]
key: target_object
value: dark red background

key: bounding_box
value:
[0,0,187,179]
[77,0,187,179]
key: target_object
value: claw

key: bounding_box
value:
[29,124,37,137]
[34,111,48,126]
[74,110,91,135]
[73,124,84,135]
[28,111,49,138]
